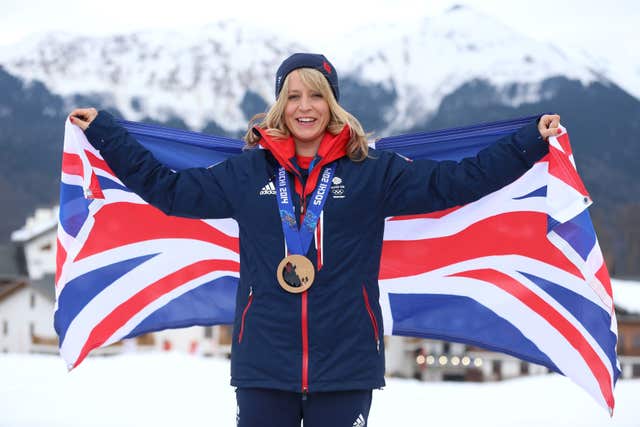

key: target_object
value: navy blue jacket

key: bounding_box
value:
[85,111,548,393]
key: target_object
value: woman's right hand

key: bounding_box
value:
[69,108,99,131]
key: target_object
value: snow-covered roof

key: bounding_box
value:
[11,206,58,243]
[612,278,640,315]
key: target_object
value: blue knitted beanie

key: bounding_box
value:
[275,53,340,101]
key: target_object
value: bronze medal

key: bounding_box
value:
[277,255,315,293]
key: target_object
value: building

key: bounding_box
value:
[385,335,547,382]
[0,216,59,354]
[11,207,59,281]
[0,276,57,354]
[617,308,640,378]
[614,279,640,379]
[386,280,640,382]
[2,205,233,358]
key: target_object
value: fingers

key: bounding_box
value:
[538,114,562,141]
[69,107,98,131]
[547,114,560,129]
[69,115,89,130]
[69,107,97,121]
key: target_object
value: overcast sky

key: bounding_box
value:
[1,0,638,66]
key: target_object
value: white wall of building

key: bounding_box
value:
[0,286,56,353]
[22,232,57,280]
[385,335,413,377]
[11,207,59,281]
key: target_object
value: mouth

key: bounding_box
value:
[296,117,317,125]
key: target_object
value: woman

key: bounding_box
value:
[70,53,560,427]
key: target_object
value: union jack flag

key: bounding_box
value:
[56,116,619,414]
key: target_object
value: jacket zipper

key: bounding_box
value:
[362,285,380,353]
[301,290,309,397]
[238,286,253,344]
[300,190,309,396]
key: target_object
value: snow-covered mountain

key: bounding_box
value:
[0,6,620,134]
[335,6,603,132]
[1,4,639,275]
[0,21,305,131]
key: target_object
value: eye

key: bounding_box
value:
[288,94,300,100]
[311,92,323,98]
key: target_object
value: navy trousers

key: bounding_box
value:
[235,388,372,427]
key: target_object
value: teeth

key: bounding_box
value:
[298,118,315,122]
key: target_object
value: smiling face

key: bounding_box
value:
[283,69,331,156]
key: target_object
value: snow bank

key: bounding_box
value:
[0,353,638,426]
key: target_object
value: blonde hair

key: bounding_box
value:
[244,68,370,161]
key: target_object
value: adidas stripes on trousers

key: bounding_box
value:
[235,388,372,427]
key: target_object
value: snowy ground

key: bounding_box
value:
[0,353,638,427]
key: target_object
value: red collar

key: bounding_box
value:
[254,125,350,173]
[253,125,351,197]
[296,155,314,170]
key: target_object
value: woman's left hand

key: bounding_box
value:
[538,114,561,141]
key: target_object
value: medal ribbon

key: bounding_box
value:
[276,164,335,256]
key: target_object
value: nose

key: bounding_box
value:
[298,94,312,111]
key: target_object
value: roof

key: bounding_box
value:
[613,279,640,315]
[0,277,27,303]
[31,274,56,303]
[11,206,59,243]
[0,275,55,304]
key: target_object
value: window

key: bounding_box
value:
[633,334,640,349]
[492,360,502,379]
[30,323,35,337]
[204,326,213,339]
[2,320,7,336]
[219,326,233,346]
[30,293,36,309]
